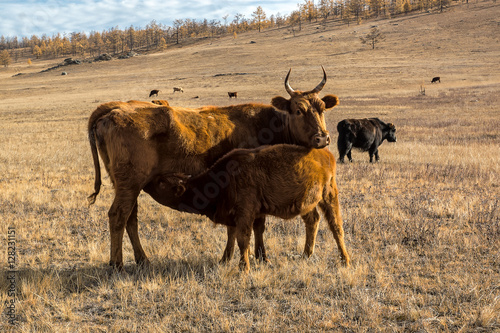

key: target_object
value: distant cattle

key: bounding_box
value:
[151,100,170,106]
[228,92,238,98]
[88,67,339,269]
[149,89,160,97]
[431,77,441,83]
[337,118,397,163]
[173,87,184,93]
[149,144,350,272]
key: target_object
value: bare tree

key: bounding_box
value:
[173,19,184,44]
[359,27,385,49]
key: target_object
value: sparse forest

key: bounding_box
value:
[0,0,453,63]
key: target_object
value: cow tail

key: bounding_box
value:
[87,122,102,206]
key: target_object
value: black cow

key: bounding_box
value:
[149,89,160,97]
[228,92,238,98]
[337,118,397,163]
[431,77,440,83]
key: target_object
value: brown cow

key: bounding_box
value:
[149,89,160,97]
[88,67,339,269]
[228,92,238,98]
[148,144,350,273]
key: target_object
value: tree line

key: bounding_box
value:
[0,0,454,66]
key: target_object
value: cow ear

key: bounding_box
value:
[322,95,339,110]
[175,184,186,197]
[271,96,291,113]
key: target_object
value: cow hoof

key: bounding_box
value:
[108,261,124,271]
[136,258,151,268]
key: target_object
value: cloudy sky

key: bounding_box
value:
[0,0,298,38]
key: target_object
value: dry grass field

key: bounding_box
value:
[1,2,499,331]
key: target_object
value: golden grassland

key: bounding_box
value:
[0,2,499,331]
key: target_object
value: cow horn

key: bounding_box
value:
[311,66,327,94]
[284,68,295,96]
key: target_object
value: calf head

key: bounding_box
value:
[150,173,190,206]
[386,123,397,142]
[271,66,339,148]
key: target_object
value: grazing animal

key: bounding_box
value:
[149,144,350,273]
[228,92,238,98]
[337,118,396,163]
[173,87,184,93]
[431,77,441,83]
[149,89,160,97]
[88,67,340,269]
[151,100,170,106]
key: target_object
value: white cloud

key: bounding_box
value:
[0,0,297,37]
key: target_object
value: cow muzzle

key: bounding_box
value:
[313,133,331,148]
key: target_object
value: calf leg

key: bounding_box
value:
[220,226,236,263]
[302,208,320,258]
[234,214,254,273]
[253,217,269,262]
[319,185,350,266]
[125,201,149,266]
[221,217,269,264]
[108,190,141,269]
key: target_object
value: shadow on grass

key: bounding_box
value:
[1,256,223,294]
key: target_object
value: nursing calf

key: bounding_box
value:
[149,144,350,273]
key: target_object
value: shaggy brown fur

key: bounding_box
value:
[88,68,340,268]
[151,99,170,106]
[150,144,350,272]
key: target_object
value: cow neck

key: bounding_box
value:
[265,109,300,146]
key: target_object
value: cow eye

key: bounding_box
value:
[296,110,301,115]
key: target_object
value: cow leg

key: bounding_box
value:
[319,186,350,267]
[347,150,353,162]
[125,201,149,266]
[369,147,378,163]
[253,217,269,262]
[302,208,320,258]
[337,139,350,163]
[220,226,236,263]
[108,190,141,269]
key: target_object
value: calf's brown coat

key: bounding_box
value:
[151,144,350,272]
